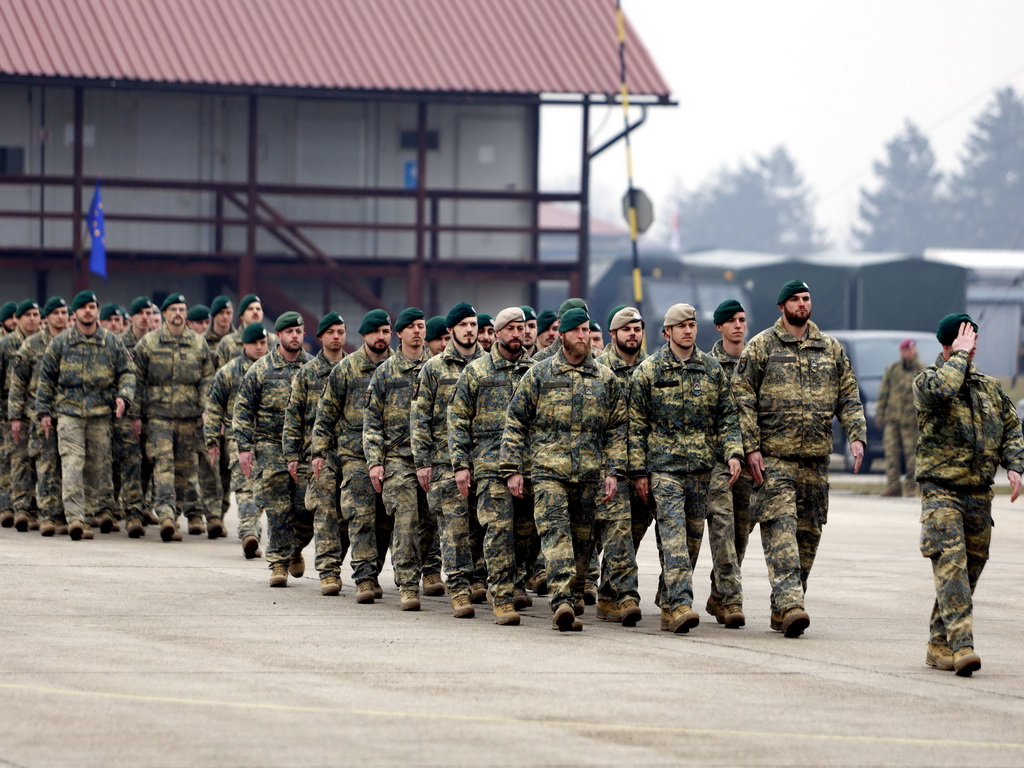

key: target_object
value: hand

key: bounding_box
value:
[207,445,220,466]
[727,457,742,487]
[507,473,524,499]
[602,475,618,502]
[850,440,865,474]
[747,451,765,485]
[288,460,299,483]
[1009,470,1022,503]
[10,419,20,445]
[951,322,977,354]
[115,398,126,419]
[312,457,324,481]
[455,468,472,498]
[634,476,650,504]
[40,416,51,440]
[369,464,384,493]
[131,418,142,441]
[239,451,253,479]
[416,466,432,493]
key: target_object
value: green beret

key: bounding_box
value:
[187,304,210,322]
[559,307,590,333]
[936,313,978,346]
[16,299,40,317]
[41,296,67,318]
[241,321,268,344]
[129,296,154,316]
[477,313,494,329]
[589,320,601,332]
[210,295,232,316]
[557,298,588,318]
[519,306,537,322]
[777,280,810,305]
[395,307,425,334]
[317,311,345,337]
[713,299,745,326]
[606,304,627,330]
[69,292,96,313]
[358,309,391,335]
[160,293,187,311]
[425,316,449,342]
[536,309,558,334]
[0,301,17,322]
[100,303,122,320]
[274,311,304,332]
[445,301,476,329]
[238,294,261,315]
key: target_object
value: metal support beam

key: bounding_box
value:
[575,96,591,299]
[240,94,258,298]
[71,86,85,292]
[408,101,428,309]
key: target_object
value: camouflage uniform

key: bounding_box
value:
[878,353,924,496]
[133,325,214,526]
[234,347,314,570]
[500,347,627,612]
[116,329,148,522]
[6,328,41,525]
[203,325,233,516]
[35,326,135,524]
[283,349,346,581]
[312,346,394,588]
[914,350,1024,654]
[213,326,277,371]
[411,341,484,599]
[449,344,538,607]
[629,344,743,612]
[0,327,30,525]
[734,318,865,617]
[363,349,441,595]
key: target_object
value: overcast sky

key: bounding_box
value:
[539,0,1024,249]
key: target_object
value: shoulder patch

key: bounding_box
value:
[737,358,747,374]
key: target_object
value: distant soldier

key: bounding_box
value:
[214,293,277,369]
[2,299,41,531]
[589,321,604,352]
[185,303,222,536]
[519,306,538,358]
[234,312,313,586]
[283,312,348,595]
[0,301,17,334]
[914,315,1024,676]
[534,310,559,354]
[35,291,134,541]
[205,295,235,348]
[879,339,924,497]
[734,280,866,637]
[476,313,495,352]
[424,316,451,357]
[0,300,16,526]
[117,296,156,530]
[500,307,627,632]
[99,303,125,335]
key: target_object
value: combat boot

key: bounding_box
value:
[422,573,445,596]
[80,524,94,540]
[68,520,88,541]
[55,524,68,535]
[400,590,421,611]
[144,510,160,526]
[770,610,784,632]
[0,510,13,527]
[722,604,746,629]
[371,577,384,599]
[320,575,341,596]
[39,520,55,537]
[493,603,521,626]
[109,519,121,532]
[513,587,533,609]
[596,598,622,622]
[13,512,29,532]
[619,599,642,628]
[96,512,114,534]
[160,519,180,542]
[663,605,700,634]
[705,595,726,624]
[289,551,305,578]
[551,603,581,632]
[206,517,224,539]
[583,581,598,605]
[880,483,901,497]
[187,517,205,535]
[451,594,475,618]
[269,564,288,587]
[527,571,549,596]
[925,642,954,671]
[469,581,487,604]
[28,517,39,530]
[242,535,261,559]
[780,607,810,638]
[355,581,376,604]
[126,518,145,538]
[953,647,981,677]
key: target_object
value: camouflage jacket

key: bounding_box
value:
[312,346,393,467]
[233,347,312,453]
[133,325,214,420]
[532,342,559,364]
[914,351,1024,487]
[628,344,742,476]
[283,350,343,464]
[203,353,256,447]
[448,344,535,479]
[500,348,627,482]
[204,325,231,349]
[878,354,923,429]
[8,329,59,421]
[363,348,428,468]
[734,318,866,459]
[213,326,278,370]
[596,342,647,383]
[411,341,482,469]
[35,326,135,419]
[710,339,741,376]
[0,327,30,408]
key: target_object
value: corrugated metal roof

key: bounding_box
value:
[0,0,672,99]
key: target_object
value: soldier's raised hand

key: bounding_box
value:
[951,322,977,354]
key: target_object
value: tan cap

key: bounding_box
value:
[493,306,526,332]
[663,303,696,328]
[609,306,643,331]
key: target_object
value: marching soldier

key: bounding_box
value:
[3,300,41,531]
[879,339,924,497]
[214,294,277,369]
[424,316,451,357]
[476,313,495,352]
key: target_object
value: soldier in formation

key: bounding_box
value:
[878,338,923,497]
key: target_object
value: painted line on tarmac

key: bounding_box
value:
[1,681,1023,751]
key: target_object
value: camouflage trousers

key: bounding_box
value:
[381,456,440,592]
[588,480,652,600]
[590,480,640,603]
[706,465,754,607]
[428,466,486,598]
[308,462,350,580]
[9,422,38,520]
[254,443,313,570]
[920,483,992,653]
[650,472,710,611]
[533,477,600,612]
[227,436,261,540]
[476,476,537,607]
[30,419,64,524]
[0,429,12,516]
[111,417,144,521]
[193,436,224,522]
[751,456,829,613]
[883,421,919,495]
[144,418,204,524]
[340,457,393,585]
[212,432,232,517]
[57,416,115,524]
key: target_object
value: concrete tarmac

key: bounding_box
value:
[2,490,1023,767]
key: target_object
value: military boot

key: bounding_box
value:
[269,564,288,587]
[0,510,13,527]
[953,647,981,677]
[552,603,581,632]
[618,599,642,628]
[512,587,533,609]
[320,575,341,596]
[880,483,902,497]
[583,581,599,605]
[451,594,475,618]
[596,598,622,622]
[288,551,305,578]
[27,516,39,530]
[780,607,810,638]
[68,520,88,541]
[126,517,145,538]
[160,519,181,542]
[355,581,376,604]
[400,590,421,611]
[13,512,29,532]
[371,577,384,599]
[925,642,954,671]
[493,603,521,626]
[706,594,726,624]
[422,573,445,596]
[527,571,549,596]
[242,535,261,559]
[469,581,487,604]
[187,517,205,535]
[206,517,225,539]
[663,605,700,634]
[96,512,115,534]
[39,520,56,537]
[722,604,746,629]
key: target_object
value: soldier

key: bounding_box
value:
[412,302,485,618]
[879,339,924,497]
[534,310,559,353]
[9,296,68,535]
[283,312,348,595]
[449,307,538,625]
[312,309,394,603]
[915,315,1024,676]
[734,280,866,637]
[99,304,125,335]
[133,293,215,541]
[364,307,442,611]
[184,303,223,536]
[122,297,154,350]
[520,306,538,358]
[0,300,16,526]
[630,303,743,634]
[589,321,604,352]
[424,316,451,357]
[146,302,162,332]
[0,301,17,334]
[214,293,277,369]
[4,300,42,531]
[476,313,495,352]
[206,322,269,557]
[205,295,235,348]
[234,312,313,586]
[117,296,155,530]
[500,307,627,632]
[704,299,755,627]
[36,291,134,541]
[186,305,211,337]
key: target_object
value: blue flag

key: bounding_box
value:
[87,181,107,282]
